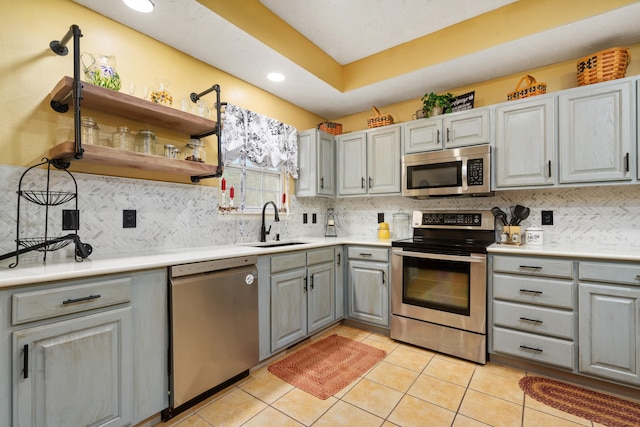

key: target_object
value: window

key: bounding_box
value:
[219,158,284,214]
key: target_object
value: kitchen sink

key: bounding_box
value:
[242,241,308,248]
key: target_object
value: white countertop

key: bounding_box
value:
[0,236,391,288]
[488,242,640,262]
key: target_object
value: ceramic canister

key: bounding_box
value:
[525,225,544,245]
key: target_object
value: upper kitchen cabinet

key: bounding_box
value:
[295,129,336,197]
[337,125,401,196]
[558,79,634,184]
[494,95,556,188]
[403,107,490,154]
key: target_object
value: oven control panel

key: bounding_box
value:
[412,211,494,229]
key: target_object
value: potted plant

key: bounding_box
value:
[421,92,455,117]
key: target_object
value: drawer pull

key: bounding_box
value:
[519,265,542,270]
[359,253,373,257]
[519,289,543,295]
[519,345,543,353]
[23,344,29,379]
[636,275,640,280]
[519,316,543,324]
[62,294,101,305]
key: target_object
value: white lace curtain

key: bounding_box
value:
[221,103,298,211]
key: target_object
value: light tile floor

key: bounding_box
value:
[155,324,636,427]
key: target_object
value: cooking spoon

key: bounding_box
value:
[512,205,527,225]
[516,207,530,225]
[491,207,508,226]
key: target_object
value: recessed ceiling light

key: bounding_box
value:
[267,73,285,82]
[123,0,154,13]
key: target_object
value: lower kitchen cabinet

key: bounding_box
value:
[578,261,640,386]
[269,248,337,354]
[346,246,390,327]
[0,268,168,427]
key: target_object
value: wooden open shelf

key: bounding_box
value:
[50,141,220,180]
[50,76,218,136]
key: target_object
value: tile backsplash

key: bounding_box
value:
[2,164,640,265]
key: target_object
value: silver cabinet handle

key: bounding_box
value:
[519,265,542,270]
[519,289,543,294]
[63,294,101,304]
[393,249,485,264]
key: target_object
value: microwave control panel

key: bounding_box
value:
[466,158,484,186]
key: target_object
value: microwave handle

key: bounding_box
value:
[392,249,485,264]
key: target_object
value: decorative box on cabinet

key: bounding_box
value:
[337,125,401,196]
[346,246,390,327]
[578,261,640,386]
[403,107,490,154]
[490,255,576,369]
[296,128,336,197]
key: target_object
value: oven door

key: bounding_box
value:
[391,249,487,334]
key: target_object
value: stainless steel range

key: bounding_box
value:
[391,210,495,364]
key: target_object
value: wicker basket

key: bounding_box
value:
[577,47,630,86]
[317,121,343,135]
[367,105,393,128]
[507,75,547,101]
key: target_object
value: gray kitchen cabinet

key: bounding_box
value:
[295,128,336,197]
[403,108,490,154]
[0,269,167,427]
[337,125,401,196]
[559,80,634,184]
[494,95,556,188]
[270,248,337,353]
[346,246,390,327]
[490,255,576,369]
[578,261,640,386]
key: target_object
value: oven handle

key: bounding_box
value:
[392,249,485,263]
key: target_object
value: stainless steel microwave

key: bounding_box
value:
[402,145,493,198]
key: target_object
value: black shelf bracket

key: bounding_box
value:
[189,84,226,182]
[49,24,84,161]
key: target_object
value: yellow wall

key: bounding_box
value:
[0,0,323,184]
[335,43,640,133]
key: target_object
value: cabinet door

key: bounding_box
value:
[367,125,401,194]
[295,129,317,197]
[347,260,389,327]
[443,108,490,148]
[494,97,556,187]
[403,118,442,153]
[307,262,335,333]
[271,268,307,351]
[317,131,336,196]
[13,307,133,427]
[337,132,367,195]
[559,81,633,183]
[579,282,640,385]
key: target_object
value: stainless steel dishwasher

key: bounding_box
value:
[162,255,259,421]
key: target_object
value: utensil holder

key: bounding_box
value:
[501,225,522,245]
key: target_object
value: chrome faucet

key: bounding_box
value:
[260,201,280,242]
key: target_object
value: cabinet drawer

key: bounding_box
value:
[579,261,640,286]
[492,326,575,369]
[307,247,334,266]
[347,246,388,262]
[12,276,132,325]
[493,300,574,339]
[271,252,306,273]
[493,256,573,278]
[492,274,574,309]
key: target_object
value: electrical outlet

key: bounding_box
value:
[123,209,137,228]
[541,210,553,225]
[378,213,384,223]
[312,213,317,224]
[303,213,308,224]
[62,209,79,230]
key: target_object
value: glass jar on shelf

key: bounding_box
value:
[185,138,206,162]
[136,129,158,155]
[80,116,99,145]
[112,126,135,151]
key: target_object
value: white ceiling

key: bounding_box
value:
[73,0,640,118]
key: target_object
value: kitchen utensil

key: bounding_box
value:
[509,206,516,225]
[491,207,508,226]
[517,207,530,225]
[513,205,529,225]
